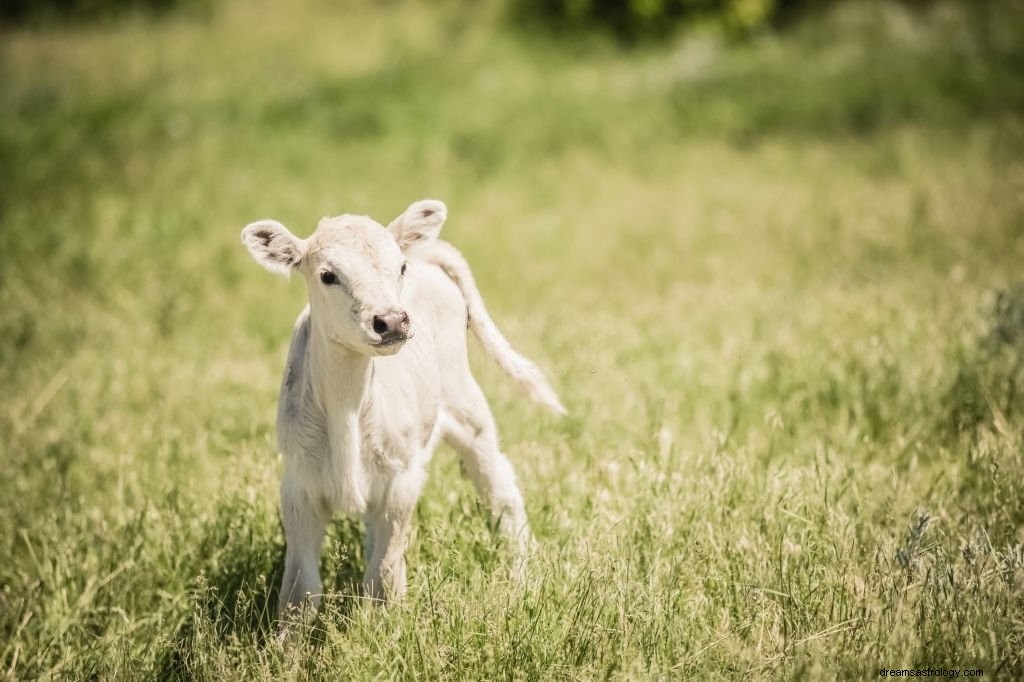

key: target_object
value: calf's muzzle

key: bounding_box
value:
[372,310,411,344]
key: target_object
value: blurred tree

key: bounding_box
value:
[513,0,834,40]
[0,0,208,24]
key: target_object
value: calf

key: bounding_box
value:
[241,199,565,618]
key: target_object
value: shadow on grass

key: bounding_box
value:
[154,508,367,680]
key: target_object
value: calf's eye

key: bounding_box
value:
[320,271,338,285]
[400,263,408,277]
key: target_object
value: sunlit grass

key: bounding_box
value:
[1,0,1023,678]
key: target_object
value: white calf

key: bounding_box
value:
[241,199,565,617]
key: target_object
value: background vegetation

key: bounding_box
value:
[514,0,832,39]
[2,0,1023,678]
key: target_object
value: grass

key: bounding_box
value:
[2,0,1024,678]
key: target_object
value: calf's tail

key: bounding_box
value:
[424,240,568,416]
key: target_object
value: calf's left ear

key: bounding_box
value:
[387,199,447,252]
[241,219,305,277]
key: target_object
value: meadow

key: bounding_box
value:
[2,0,1023,678]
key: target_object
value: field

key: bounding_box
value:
[2,0,1024,678]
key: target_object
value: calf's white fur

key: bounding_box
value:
[240,199,565,617]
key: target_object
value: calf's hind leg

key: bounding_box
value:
[442,380,532,557]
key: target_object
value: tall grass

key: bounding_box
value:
[1,0,1023,678]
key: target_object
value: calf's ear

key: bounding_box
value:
[240,220,305,277]
[387,199,447,252]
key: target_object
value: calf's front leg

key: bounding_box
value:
[279,473,329,620]
[362,464,426,602]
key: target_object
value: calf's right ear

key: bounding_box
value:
[241,220,305,277]
[387,199,447,253]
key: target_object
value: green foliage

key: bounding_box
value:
[513,0,828,39]
[0,0,209,24]
[2,0,1024,677]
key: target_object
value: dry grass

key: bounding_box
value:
[2,0,1023,678]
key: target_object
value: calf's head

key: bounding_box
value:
[241,199,447,356]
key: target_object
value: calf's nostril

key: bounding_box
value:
[372,316,388,335]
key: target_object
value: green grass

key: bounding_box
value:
[2,0,1024,678]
